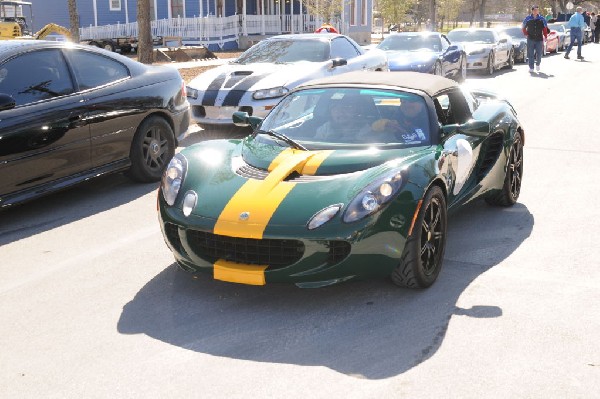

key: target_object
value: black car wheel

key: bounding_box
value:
[486,52,495,75]
[433,61,443,76]
[507,49,514,69]
[391,186,447,288]
[456,54,467,82]
[486,132,523,206]
[126,116,176,182]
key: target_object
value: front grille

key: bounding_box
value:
[187,230,305,269]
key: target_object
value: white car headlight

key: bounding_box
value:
[186,86,198,99]
[343,169,407,223]
[307,204,343,230]
[161,154,187,206]
[253,87,289,100]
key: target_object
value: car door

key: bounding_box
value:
[63,49,135,169]
[440,34,460,77]
[433,90,486,207]
[494,31,510,64]
[329,37,360,74]
[0,48,90,199]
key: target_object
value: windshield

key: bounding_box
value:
[548,24,564,32]
[377,34,442,51]
[448,30,496,44]
[258,88,431,147]
[234,39,329,64]
[498,27,525,39]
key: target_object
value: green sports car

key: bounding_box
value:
[158,71,524,288]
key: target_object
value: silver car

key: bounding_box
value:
[447,28,513,75]
[186,33,388,127]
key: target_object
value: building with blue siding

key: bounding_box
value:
[28,0,372,49]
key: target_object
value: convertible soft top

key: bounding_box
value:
[298,71,459,97]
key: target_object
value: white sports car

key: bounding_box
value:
[186,33,388,126]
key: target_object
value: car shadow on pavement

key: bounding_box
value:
[0,174,158,246]
[118,201,534,379]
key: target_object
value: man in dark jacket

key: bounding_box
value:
[522,5,549,73]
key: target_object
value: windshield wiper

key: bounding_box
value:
[258,129,307,151]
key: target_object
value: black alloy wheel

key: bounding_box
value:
[486,52,495,75]
[391,186,447,288]
[485,132,523,206]
[126,116,176,182]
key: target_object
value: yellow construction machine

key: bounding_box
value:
[1,0,70,40]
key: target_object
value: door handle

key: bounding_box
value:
[68,114,85,128]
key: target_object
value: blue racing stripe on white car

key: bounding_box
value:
[222,74,269,106]
[201,73,228,106]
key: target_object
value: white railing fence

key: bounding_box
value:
[79,14,328,48]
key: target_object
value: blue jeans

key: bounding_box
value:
[526,38,543,69]
[566,27,583,57]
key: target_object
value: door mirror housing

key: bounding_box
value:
[440,120,490,139]
[0,93,16,111]
[232,111,263,130]
[331,58,348,68]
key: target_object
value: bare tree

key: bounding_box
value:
[67,0,79,42]
[137,0,153,64]
[302,0,343,24]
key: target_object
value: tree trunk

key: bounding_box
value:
[68,0,80,42]
[137,0,153,64]
[430,0,436,31]
[478,0,486,28]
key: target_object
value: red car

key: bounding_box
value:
[544,29,560,54]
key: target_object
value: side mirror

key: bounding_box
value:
[0,93,16,111]
[232,111,263,130]
[448,45,458,51]
[459,120,490,137]
[440,123,460,139]
[440,120,490,139]
[499,37,508,43]
[331,58,348,68]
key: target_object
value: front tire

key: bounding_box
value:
[486,53,495,75]
[391,186,447,288]
[433,61,443,76]
[126,116,176,183]
[456,54,467,82]
[485,132,523,206]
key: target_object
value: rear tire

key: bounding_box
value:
[485,132,523,207]
[391,186,447,289]
[126,116,175,183]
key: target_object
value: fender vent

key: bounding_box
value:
[477,132,504,180]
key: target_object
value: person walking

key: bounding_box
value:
[595,15,600,43]
[522,5,548,73]
[591,12,597,43]
[564,7,587,59]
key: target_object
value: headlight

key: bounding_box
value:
[186,86,198,99]
[161,154,187,206]
[469,48,486,55]
[307,204,343,230]
[343,169,407,223]
[252,87,289,100]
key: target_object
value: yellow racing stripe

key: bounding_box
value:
[213,149,332,239]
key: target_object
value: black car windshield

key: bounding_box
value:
[448,30,496,43]
[259,87,431,147]
[377,34,442,51]
[234,39,329,64]
[498,27,525,39]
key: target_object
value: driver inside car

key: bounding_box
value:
[370,96,429,143]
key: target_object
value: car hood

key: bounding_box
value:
[187,61,325,91]
[385,50,438,67]
[178,138,430,228]
[460,42,493,53]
